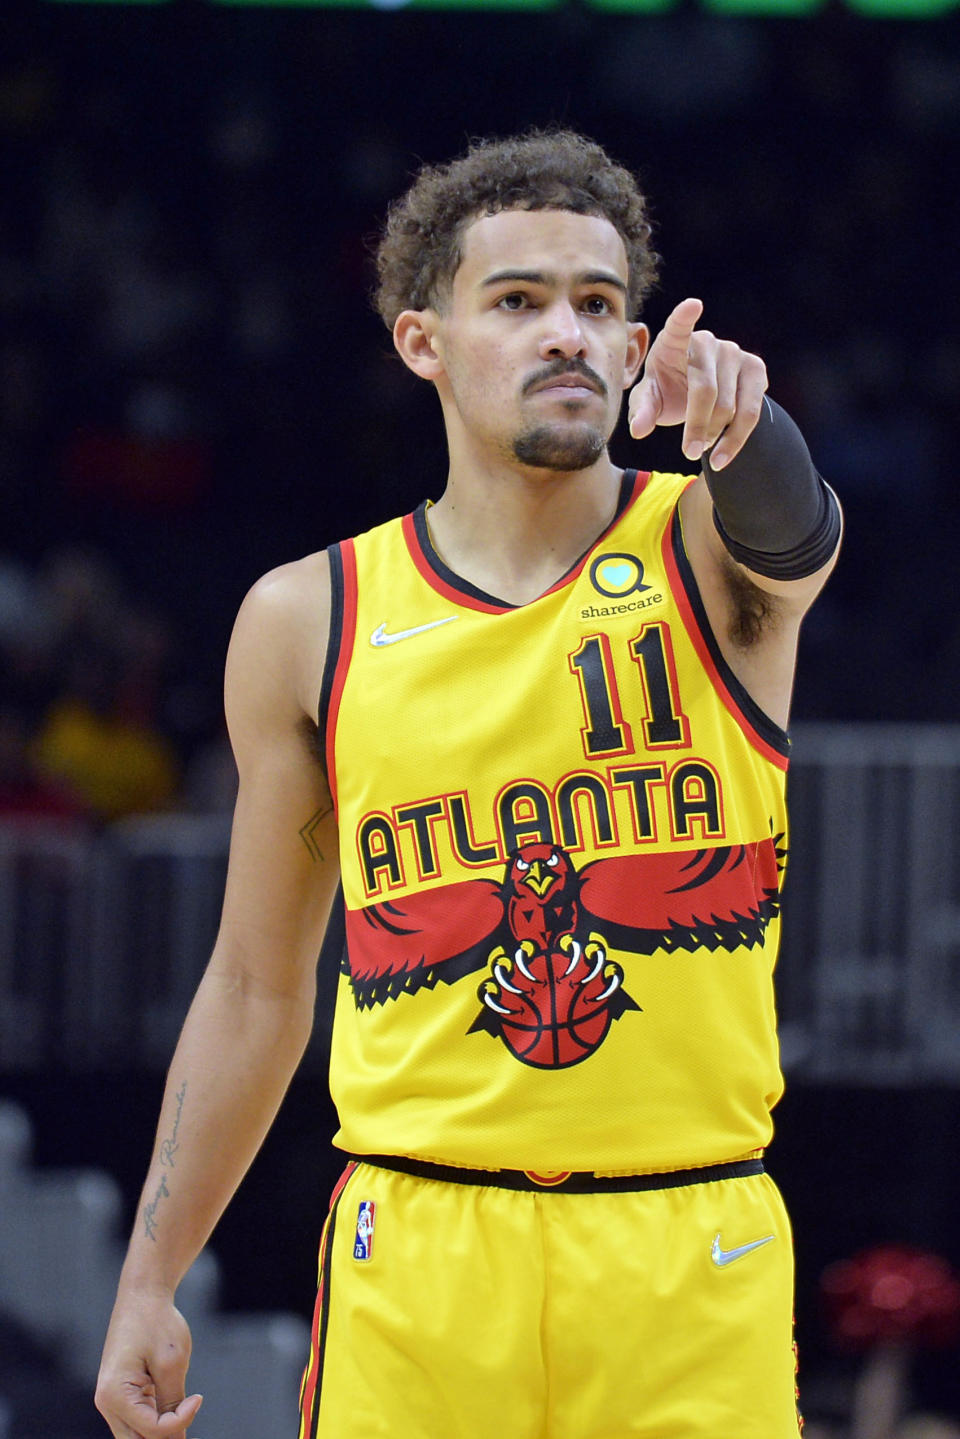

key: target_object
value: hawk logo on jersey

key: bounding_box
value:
[468,843,638,1069]
[341,835,785,1070]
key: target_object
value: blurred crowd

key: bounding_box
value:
[805,1421,960,1439]
[2,4,959,826]
[0,545,233,822]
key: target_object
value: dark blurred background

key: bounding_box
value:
[1,0,959,1434]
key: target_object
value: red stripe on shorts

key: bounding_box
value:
[297,1161,358,1439]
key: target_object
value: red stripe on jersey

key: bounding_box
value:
[401,512,508,613]
[325,540,359,810]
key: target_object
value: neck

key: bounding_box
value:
[426,454,625,606]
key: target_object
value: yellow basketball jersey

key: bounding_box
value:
[321,471,789,1173]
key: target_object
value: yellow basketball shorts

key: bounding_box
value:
[298,1156,801,1439]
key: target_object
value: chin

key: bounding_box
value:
[512,424,607,472]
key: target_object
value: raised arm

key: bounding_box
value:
[95,552,340,1439]
[628,299,841,728]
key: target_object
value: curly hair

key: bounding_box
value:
[374,129,659,329]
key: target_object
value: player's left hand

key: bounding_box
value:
[627,298,768,471]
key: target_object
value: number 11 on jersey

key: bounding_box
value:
[570,622,691,761]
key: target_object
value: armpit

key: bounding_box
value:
[722,555,780,649]
[299,713,327,769]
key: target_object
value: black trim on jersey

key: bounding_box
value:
[412,470,639,609]
[317,542,345,751]
[670,513,791,760]
[351,1153,764,1193]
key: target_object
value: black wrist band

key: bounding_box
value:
[712,481,841,581]
[704,397,841,581]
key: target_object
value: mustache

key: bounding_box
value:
[522,357,608,399]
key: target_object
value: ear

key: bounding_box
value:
[623,322,650,389]
[393,309,445,382]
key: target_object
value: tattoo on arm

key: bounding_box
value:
[159,1081,187,1168]
[143,1081,187,1241]
[143,1173,169,1242]
[299,804,333,862]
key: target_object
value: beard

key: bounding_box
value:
[511,421,607,472]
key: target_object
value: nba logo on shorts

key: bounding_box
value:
[353,1200,376,1261]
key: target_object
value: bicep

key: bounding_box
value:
[215,731,340,999]
[211,562,341,1000]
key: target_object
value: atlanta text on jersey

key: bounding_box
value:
[355,758,726,898]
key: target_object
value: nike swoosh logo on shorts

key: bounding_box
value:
[711,1232,775,1267]
[370,617,458,647]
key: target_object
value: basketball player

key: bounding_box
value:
[96,130,841,1438]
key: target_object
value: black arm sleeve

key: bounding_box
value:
[703,396,841,581]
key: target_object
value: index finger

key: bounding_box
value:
[652,297,705,365]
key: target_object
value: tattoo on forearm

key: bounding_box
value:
[159,1081,186,1168]
[143,1173,169,1242]
[299,804,333,862]
[144,1081,186,1241]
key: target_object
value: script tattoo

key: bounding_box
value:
[143,1081,186,1241]
[159,1080,186,1168]
[299,803,333,863]
[143,1173,169,1242]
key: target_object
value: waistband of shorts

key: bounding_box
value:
[349,1153,765,1194]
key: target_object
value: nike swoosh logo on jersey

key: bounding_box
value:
[711,1232,775,1267]
[370,617,458,647]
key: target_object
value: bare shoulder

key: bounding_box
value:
[238,549,332,629]
[226,551,333,751]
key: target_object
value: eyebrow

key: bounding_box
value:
[480,268,628,295]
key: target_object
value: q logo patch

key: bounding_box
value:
[590,553,651,599]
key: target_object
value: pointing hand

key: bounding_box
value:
[628,298,768,470]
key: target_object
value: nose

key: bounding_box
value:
[539,301,586,360]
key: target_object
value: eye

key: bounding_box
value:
[497,292,530,311]
[547,853,559,867]
[583,295,612,316]
[515,857,530,872]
